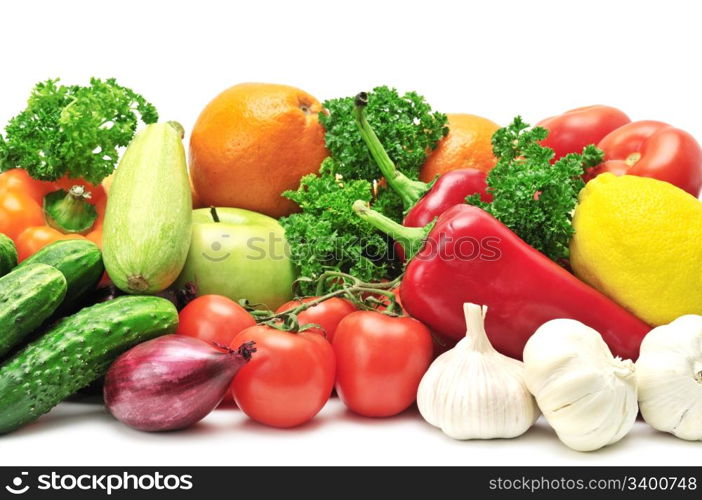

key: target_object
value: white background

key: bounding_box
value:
[1,0,701,466]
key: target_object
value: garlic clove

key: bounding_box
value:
[636,314,702,441]
[417,303,539,440]
[523,319,638,452]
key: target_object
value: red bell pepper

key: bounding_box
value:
[537,105,631,161]
[401,169,491,227]
[353,201,650,361]
[590,120,702,197]
[353,93,490,260]
[0,168,106,261]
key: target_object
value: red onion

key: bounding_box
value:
[104,335,255,431]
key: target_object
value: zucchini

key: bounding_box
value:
[0,264,67,358]
[18,239,103,314]
[102,122,192,295]
[0,234,17,277]
[0,295,178,434]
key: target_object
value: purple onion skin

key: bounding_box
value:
[104,335,254,432]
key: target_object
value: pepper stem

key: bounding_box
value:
[353,93,429,210]
[352,200,427,260]
[43,186,98,235]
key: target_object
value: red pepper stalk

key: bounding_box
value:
[353,200,651,361]
[43,184,98,234]
[353,92,491,256]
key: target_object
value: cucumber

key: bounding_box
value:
[103,122,192,295]
[0,264,67,358]
[0,295,178,434]
[18,239,103,314]
[0,234,17,277]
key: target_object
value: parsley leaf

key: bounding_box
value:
[319,86,448,182]
[467,117,603,262]
[281,86,447,291]
[280,159,394,294]
[0,78,158,184]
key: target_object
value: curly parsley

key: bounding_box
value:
[319,86,448,183]
[280,159,394,294]
[0,78,158,184]
[467,117,603,262]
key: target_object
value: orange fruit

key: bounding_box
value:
[420,114,500,183]
[189,83,328,218]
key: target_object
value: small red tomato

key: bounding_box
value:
[276,297,356,343]
[333,311,433,418]
[177,295,256,348]
[537,105,631,161]
[593,120,702,196]
[374,292,454,359]
[230,325,335,428]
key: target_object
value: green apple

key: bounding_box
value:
[176,207,296,309]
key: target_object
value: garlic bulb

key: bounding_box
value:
[417,303,539,440]
[523,319,638,452]
[636,314,702,440]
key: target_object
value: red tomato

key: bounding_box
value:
[373,291,454,359]
[230,325,335,428]
[537,105,631,160]
[592,120,702,196]
[276,297,357,343]
[177,295,256,347]
[333,311,433,417]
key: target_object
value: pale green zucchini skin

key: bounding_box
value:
[102,122,192,294]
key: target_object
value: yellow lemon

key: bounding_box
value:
[570,173,702,326]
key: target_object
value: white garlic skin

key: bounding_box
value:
[636,314,702,441]
[417,304,539,440]
[523,319,638,452]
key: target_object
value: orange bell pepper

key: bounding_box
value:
[0,168,106,261]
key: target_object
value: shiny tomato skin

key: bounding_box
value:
[276,297,356,343]
[230,325,335,428]
[177,295,256,348]
[333,311,433,418]
[537,105,631,160]
[594,120,702,196]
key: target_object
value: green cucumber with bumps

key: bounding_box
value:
[18,239,104,314]
[0,295,178,434]
[0,234,17,278]
[0,264,67,358]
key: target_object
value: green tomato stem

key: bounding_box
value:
[258,271,404,327]
[353,93,429,211]
[43,186,98,235]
